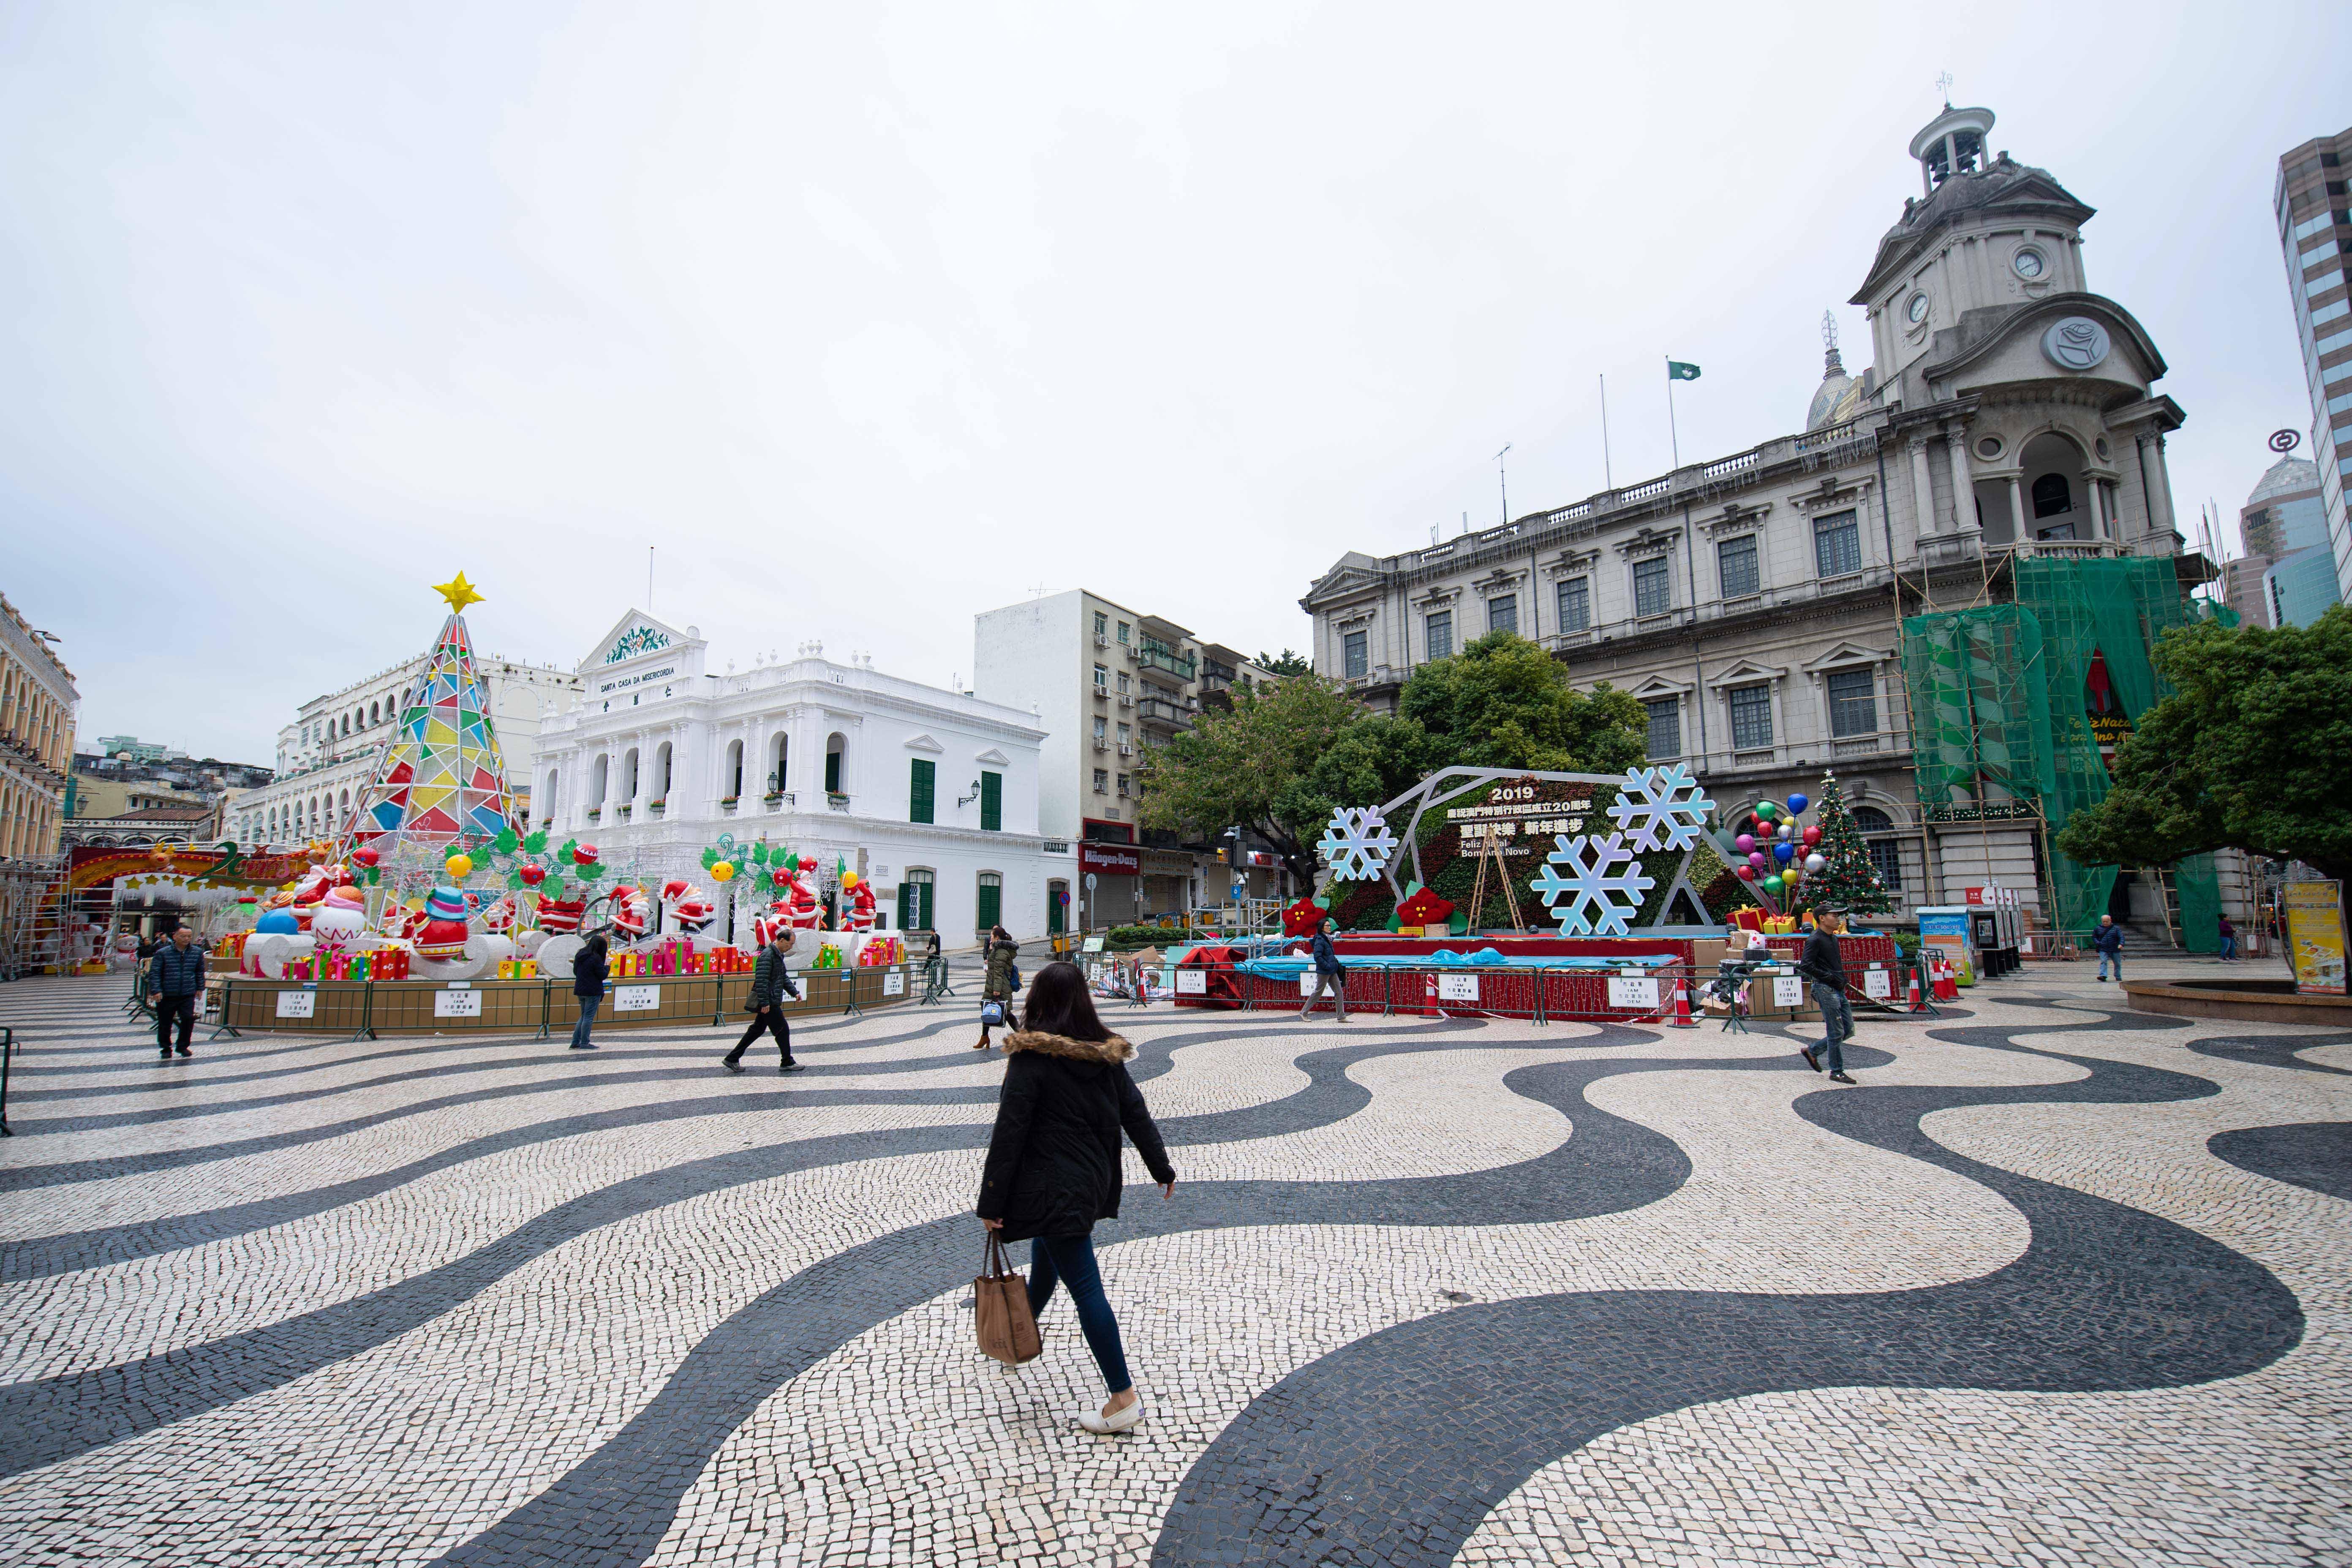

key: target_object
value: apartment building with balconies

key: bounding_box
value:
[974,589,1272,928]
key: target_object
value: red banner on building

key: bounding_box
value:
[1079,844,1141,875]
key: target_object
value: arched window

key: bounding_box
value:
[724,739,744,802]
[1851,806,1894,833]
[898,867,935,931]
[369,701,380,726]
[975,871,1003,933]
[1849,806,1904,891]
[654,741,672,802]
[590,754,610,809]
[622,747,640,804]
[770,734,789,797]
[825,732,847,796]
[2031,472,2072,519]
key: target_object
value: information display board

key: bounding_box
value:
[1606,975,1658,1010]
[612,985,661,1013]
[433,989,482,1018]
[2284,881,2348,995]
[1438,973,1481,1002]
[275,990,316,1019]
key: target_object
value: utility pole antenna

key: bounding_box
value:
[1599,374,1613,491]
[648,547,654,611]
[1494,444,1512,526]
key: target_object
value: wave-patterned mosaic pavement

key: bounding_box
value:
[1,966,2347,1566]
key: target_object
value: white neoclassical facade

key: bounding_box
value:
[529,611,1050,943]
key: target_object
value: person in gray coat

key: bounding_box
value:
[149,927,208,1060]
[724,931,806,1073]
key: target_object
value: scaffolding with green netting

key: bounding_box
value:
[1899,555,2227,952]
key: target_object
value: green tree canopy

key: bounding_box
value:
[1254,648,1314,677]
[1399,632,1648,775]
[2054,606,2352,884]
[1135,675,1435,882]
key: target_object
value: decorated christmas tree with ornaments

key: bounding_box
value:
[1799,772,1893,917]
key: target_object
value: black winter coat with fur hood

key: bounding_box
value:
[977,1030,1175,1242]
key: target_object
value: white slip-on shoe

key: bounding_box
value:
[1076,1398,1143,1435]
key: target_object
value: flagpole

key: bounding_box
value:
[1665,357,1680,470]
[1599,374,1613,491]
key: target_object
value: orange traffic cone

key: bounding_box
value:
[1424,970,1443,1019]
[1906,964,1924,1012]
[1669,974,1698,1027]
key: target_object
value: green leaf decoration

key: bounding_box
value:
[506,872,525,890]
[700,848,719,868]
[523,830,548,854]
[494,827,519,854]
[577,860,605,880]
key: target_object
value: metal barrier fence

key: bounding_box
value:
[210,964,921,1039]
[1171,957,1934,1026]
[0,1026,15,1135]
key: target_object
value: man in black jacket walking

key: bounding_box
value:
[1795,909,1857,1083]
[149,927,207,1061]
[724,933,806,1073]
[1299,917,1349,1022]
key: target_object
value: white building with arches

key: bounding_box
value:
[528,611,1049,944]
[229,651,578,847]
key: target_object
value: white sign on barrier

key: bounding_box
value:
[1438,973,1481,1002]
[613,985,661,1013]
[1864,968,1894,1000]
[1175,969,1207,995]
[275,990,316,1019]
[1607,976,1659,1010]
[1298,972,1320,997]
[882,970,906,997]
[433,989,483,1018]
[1773,975,1805,1008]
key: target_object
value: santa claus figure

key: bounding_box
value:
[660,879,718,933]
[537,896,587,934]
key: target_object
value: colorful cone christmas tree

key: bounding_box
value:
[1800,772,1892,917]
[345,574,513,855]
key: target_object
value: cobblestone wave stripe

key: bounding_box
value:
[1148,1028,2303,1568]
[0,1022,1475,1474]
[0,1014,1320,1280]
[0,1016,990,1188]
[424,1039,1808,1568]
[2206,1122,2352,1201]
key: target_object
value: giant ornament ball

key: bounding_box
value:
[519,864,546,886]
[1803,825,1823,847]
[1734,833,1756,854]
[710,860,736,883]
[1805,852,1827,873]
[1735,864,1756,881]
[1748,852,1767,871]
[444,853,474,881]
[1774,841,1796,863]
[574,844,600,866]
[1786,792,1809,815]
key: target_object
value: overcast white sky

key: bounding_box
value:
[5,2,2347,763]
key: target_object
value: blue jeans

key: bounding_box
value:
[570,994,601,1047]
[2096,952,2121,980]
[1029,1232,1132,1394]
[1811,982,1851,1074]
[2219,934,2237,960]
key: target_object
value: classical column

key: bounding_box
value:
[1944,431,1976,532]
[2087,479,2108,540]
[2153,436,2180,542]
[2006,476,2028,543]
[1908,439,1937,536]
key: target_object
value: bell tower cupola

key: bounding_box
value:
[1909,103,1995,198]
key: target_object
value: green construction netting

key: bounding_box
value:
[1900,556,2224,950]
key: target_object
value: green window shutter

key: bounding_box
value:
[909,759,934,824]
[976,874,1002,930]
[825,750,841,794]
[897,881,916,929]
[980,771,1002,831]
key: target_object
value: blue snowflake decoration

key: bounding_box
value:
[1605,764,1715,853]
[1316,806,1399,882]
[1531,833,1655,936]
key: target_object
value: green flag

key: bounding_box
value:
[1667,360,1701,381]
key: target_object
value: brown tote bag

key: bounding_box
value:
[974,1232,1043,1365]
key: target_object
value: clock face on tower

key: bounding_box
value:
[1906,291,1930,324]
[2013,246,2047,279]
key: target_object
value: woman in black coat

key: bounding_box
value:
[569,934,609,1051]
[978,960,1175,1433]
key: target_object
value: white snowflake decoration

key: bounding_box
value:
[1531,833,1656,936]
[1316,806,1398,881]
[1605,764,1716,853]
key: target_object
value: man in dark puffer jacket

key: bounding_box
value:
[149,927,208,1061]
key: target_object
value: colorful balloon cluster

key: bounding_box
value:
[1729,792,1821,902]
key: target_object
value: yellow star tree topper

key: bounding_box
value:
[433,572,486,614]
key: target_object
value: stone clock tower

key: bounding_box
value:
[1851,103,2187,553]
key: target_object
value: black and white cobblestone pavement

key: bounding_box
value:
[1,958,2346,1565]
